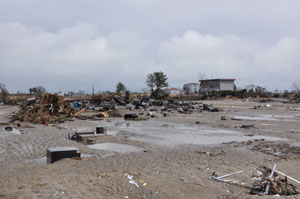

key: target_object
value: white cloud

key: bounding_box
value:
[158,31,300,90]
[0,23,300,92]
[0,22,156,92]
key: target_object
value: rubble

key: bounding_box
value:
[209,165,300,196]
[124,113,139,120]
[4,126,13,131]
[203,103,219,112]
[15,93,74,124]
[251,165,300,195]
[241,124,255,129]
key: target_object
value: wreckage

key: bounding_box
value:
[12,92,220,124]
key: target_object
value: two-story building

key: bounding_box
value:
[165,88,181,95]
[200,79,236,92]
[183,83,200,94]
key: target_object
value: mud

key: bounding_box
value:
[0,100,300,199]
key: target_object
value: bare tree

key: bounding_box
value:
[198,73,207,81]
[292,80,300,92]
[146,74,155,93]
[0,82,9,100]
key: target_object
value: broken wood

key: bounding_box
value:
[218,170,244,179]
[73,108,86,117]
[275,169,300,185]
[264,164,276,195]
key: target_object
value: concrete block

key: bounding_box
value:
[96,126,107,134]
[47,147,80,163]
[124,113,139,120]
[163,112,171,117]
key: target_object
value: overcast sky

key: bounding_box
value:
[1,0,300,93]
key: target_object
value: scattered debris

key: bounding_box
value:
[209,170,243,183]
[254,104,272,110]
[124,113,139,120]
[147,111,157,117]
[4,126,13,131]
[194,150,224,157]
[203,103,219,112]
[27,97,37,105]
[241,124,255,129]
[221,116,227,120]
[163,112,171,117]
[209,165,300,196]
[124,173,148,188]
[250,141,300,158]
[274,170,300,185]
[15,93,75,124]
[68,127,107,144]
[251,165,300,195]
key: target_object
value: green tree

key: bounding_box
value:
[29,86,46,95]
[146,71,168,99]
[153,71,168,89]
[116,82,127,94]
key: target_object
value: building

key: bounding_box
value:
[165,88,181,95]
[200,79,236,92]
[183,83,200,94]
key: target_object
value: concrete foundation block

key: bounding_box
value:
[47,147,80,163]
[96,126,107,134]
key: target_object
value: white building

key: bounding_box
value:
[183,83,200,94]
[200,79,236,92]
[165,88,181,95]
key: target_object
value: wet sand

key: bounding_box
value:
[0,99,300,198]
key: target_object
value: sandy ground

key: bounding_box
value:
[0,99,300,199]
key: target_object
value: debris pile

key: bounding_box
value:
[251,166,300,195]
[15,93,75,124]
[203,103,219,112]
[11,92,223,124]
[209,165,300,196]
[253,104,272,109]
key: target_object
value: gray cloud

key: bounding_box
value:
[1,0,300,40]
[158,31,300,90]
[1,22,300,93]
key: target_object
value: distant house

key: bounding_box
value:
[183,83,200,94]
[165,88,181,95]
[200,79,236,92]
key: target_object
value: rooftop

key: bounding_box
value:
[184,83,199,86]
[200,79,235,82]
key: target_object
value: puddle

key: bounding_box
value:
[87,143,143,153]
[231,115,299,122]
[81,154,94,158]
[0,127,21,137]
[34,157,47,164]
[10,128,21,135]
[116,120,285,146]
[260,123,279,126]
[98,153,115,159]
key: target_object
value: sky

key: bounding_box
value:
[1,0,300,93]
